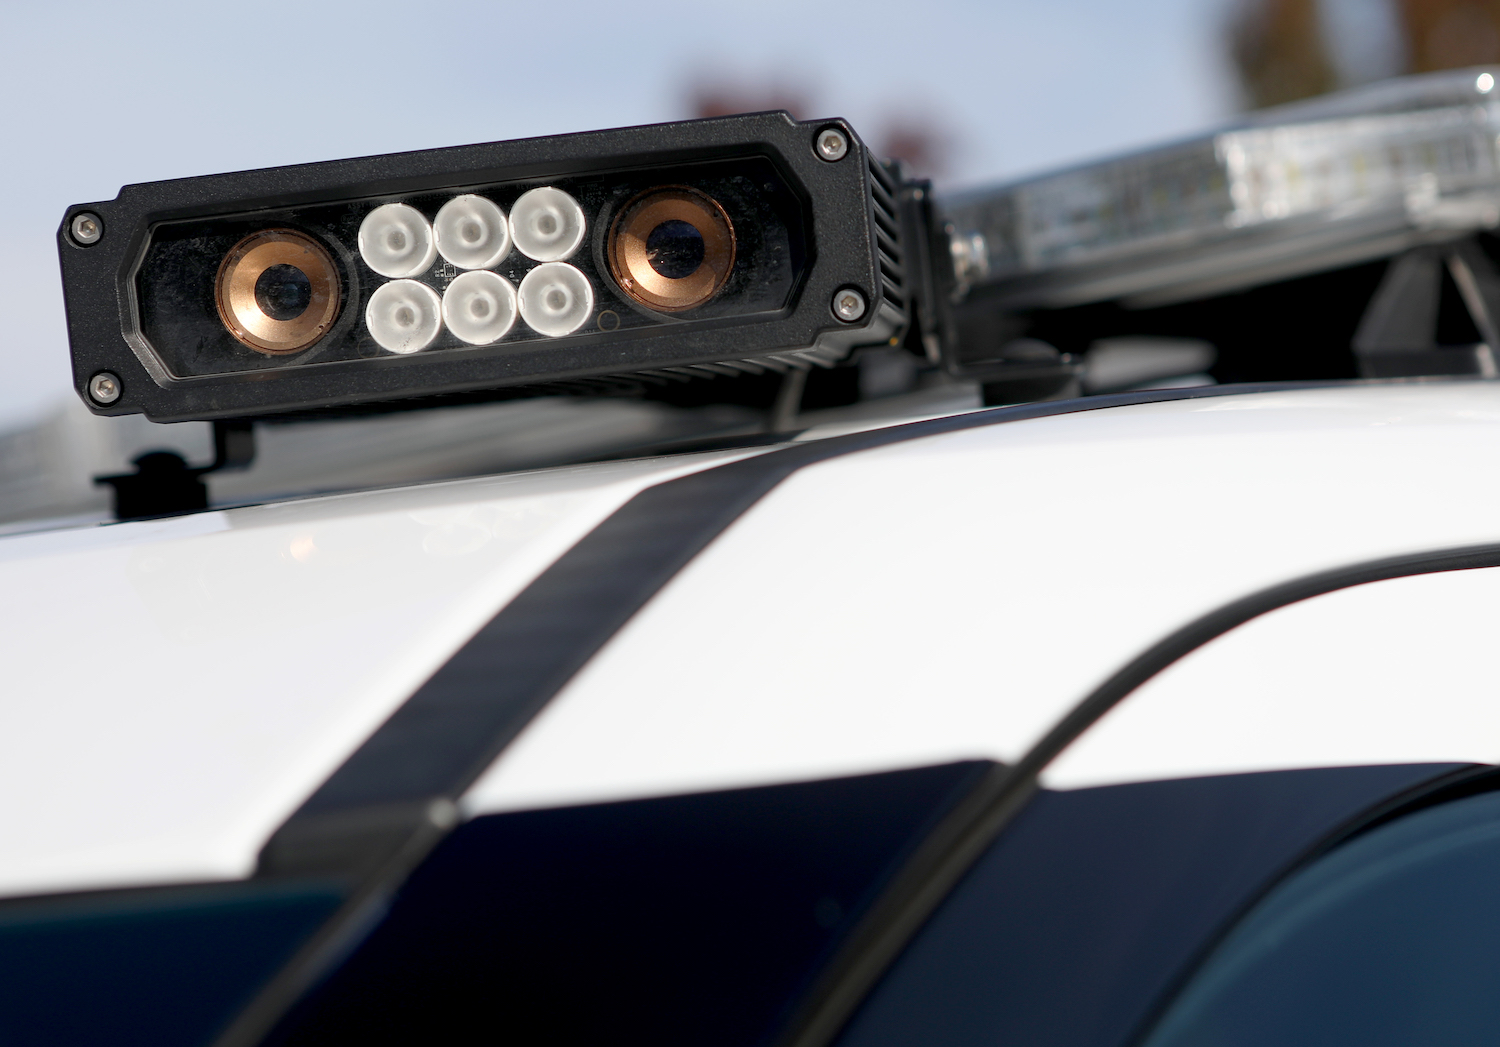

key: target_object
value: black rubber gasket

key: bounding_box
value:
[223,375,1462,1046]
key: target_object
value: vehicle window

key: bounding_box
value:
[832,764,1463,1047]
[1143,788,1500,1047]
[262,762,988,1047]
[0,881,341,1047]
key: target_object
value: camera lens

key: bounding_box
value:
[607,187,734,312]
[646,220,706,280]
[254,264,313,321]
[215,229,341,355]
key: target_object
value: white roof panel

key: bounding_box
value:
[11,380,1500,902]
[0,450,751,898]
[467,382,1500,815]
[1045,565,1500,789]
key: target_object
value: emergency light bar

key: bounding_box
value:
[944,67,1500,311]
[59,114,909,423]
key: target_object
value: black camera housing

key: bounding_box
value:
[59,113,909,423]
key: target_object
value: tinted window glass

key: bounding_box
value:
[1145,789,1500,1047]
[835,765,1461,1047]
[0,881,341,1047]
[266,762,987,1047]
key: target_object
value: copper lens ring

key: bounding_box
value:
[215,229,341,354]
[607,187,735,312]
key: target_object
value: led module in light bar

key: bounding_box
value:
[58,113,912,423]
[434,195,510,270]
[518,263,593,336]
[945,67,1500,309]
[443,270,517,345]
[367,280,443,354]
[359,203,437,278]
[511,187,586,262]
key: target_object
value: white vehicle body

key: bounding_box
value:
[5,379,1500,903]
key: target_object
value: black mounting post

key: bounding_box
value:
[96,420,257,522]
[1353,237,1500,379]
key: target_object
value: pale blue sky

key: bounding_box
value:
[0,0,1236,425]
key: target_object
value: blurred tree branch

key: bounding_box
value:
[1231,0,1500,108]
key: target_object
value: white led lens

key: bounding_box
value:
[365,279,443,353]
[517,262,593,336]
[358,203,437,278]
[442,270,518,345]
[434,195,511,270]
[511,187,586,261]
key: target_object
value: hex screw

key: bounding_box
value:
[70,212,104,246]
[88,372,121,405]
[833,287,867,322]
[816,127,849,162]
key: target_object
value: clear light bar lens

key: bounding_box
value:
[132,154,805,380]
[946,67,1500,307]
